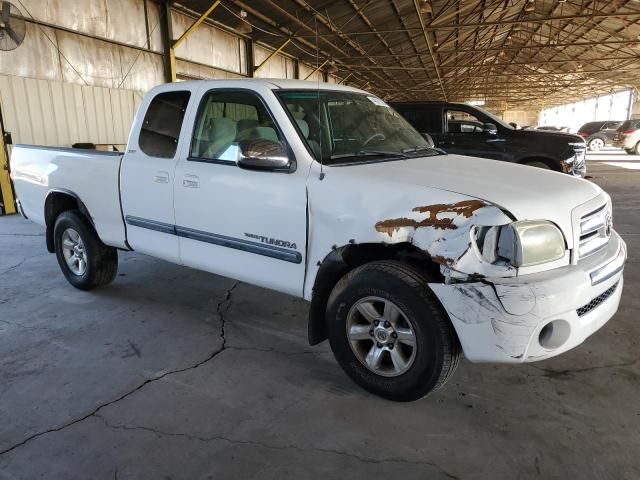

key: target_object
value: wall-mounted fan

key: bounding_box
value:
[0,1,25,51]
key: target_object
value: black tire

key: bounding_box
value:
[587,137,605,151]
[523,160,551,170]
[635,142,640,155]
[326,261,461,401]
[53,210,118,291]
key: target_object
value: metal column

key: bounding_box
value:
[0,125,15,215]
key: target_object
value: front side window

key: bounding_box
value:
[190,91,283,162]
[445,110,483,134]
[139,91,191,158]
[277,90,436,165]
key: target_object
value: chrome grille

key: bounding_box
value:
[576,281,619,317]
[578,203,611,260]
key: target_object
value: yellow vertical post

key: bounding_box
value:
[0,131,15,215]
[169,47,177,82]
[168,0,221,82]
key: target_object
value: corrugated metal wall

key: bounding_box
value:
[0,0,346,151]
[0,0,164,91]
[254,45,296,79]
[299,63,324,82]
[0,74,141,149]
[172,10,246,76]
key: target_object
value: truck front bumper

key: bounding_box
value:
[429,232,626,363]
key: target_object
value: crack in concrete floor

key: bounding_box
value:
[0,281,240,457]
[93,414,461,479]
[527,358,639,378]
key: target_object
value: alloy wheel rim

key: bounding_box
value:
[61,228,87,276]
[346,296,417,377]
[591,138,604,150]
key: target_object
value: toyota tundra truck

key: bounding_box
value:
[9,80,626,401]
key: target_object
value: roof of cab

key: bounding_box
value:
[150,78,368,95]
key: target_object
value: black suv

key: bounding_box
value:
[577,120,624,151]
[390,101,587,177]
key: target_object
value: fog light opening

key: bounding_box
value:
[538,320,571,350]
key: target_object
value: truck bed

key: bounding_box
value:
[10,145,128,249]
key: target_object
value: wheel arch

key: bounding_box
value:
[307,242,442,345]
[517,156,563,172]
[44,189,93,253]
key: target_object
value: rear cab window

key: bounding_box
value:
[139,91,191,158]
[393,104,442,134]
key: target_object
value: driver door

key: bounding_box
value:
[173,88,307,296]
[441,108,507,160]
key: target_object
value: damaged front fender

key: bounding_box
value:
[374,199,515,279]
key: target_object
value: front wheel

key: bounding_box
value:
[523,160,551,170]
[54,210,118,290]
[326,261,461,401]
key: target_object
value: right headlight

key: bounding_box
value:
[476,220,566,267]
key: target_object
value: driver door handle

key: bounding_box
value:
[154,171,169,183]
[183,174,200,188]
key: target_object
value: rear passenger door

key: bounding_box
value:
[121,89,192,264]
[173,89,308,296]
[602,121,622,142]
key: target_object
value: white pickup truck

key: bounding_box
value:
[10,80,626,401]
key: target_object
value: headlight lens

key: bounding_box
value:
[477,220,566,267]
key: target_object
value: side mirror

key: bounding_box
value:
[237,139,292,172]
[483,123,498,135]
[421,132,435,148]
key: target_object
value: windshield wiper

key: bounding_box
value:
[402,145,434,154]
[331,150,409,160]
[402,145,445,156]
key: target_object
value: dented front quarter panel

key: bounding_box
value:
[304,162,514,300]
[373,199,517,278]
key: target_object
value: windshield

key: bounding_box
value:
[471,105,514,130]
[276,90,440,165]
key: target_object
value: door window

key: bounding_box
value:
[445,110,483,133]
[190,91,283,162]
[603,121,622,130]
[139,91,191,158]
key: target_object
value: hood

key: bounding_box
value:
[514,129,584,144]
[332,153,602,238]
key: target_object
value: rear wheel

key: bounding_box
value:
[53,211,118,290]
[326,261,461,401]
[635,142,640,155]
[588,137,605,151]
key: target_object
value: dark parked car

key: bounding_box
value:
[390,101,587,177]
[537,125,570,133]
[577,120,623,151]
[613,119,640,154]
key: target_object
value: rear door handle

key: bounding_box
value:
[183,175,200,188]
[154,171,169,183]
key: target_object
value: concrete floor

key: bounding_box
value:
[1,160,639,480]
